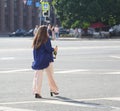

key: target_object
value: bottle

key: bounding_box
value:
[53,46,57,59]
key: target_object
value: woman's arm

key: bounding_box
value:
[44,38,54,53]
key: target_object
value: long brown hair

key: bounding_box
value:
[32,25,49,49]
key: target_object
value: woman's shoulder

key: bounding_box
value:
[46,37,51,42]
[44,38,51,46]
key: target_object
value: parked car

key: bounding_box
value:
[81,28,95,36]
[109,24,120,36]
[24,29,34,36]
[9,29,26,37]
[59,27,69,36]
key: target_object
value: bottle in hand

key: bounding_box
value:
[53,46,57,59]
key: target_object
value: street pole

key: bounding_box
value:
[39,5,42,26]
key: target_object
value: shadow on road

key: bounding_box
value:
[36,96,105,108]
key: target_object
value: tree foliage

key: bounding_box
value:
[52,0,120,28]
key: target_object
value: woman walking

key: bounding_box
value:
[32,25,59,98]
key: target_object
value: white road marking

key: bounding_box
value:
[110,55,120,59]
[0,106,34,111]
[55,69,88,74]
[0,48,31,52]
[0,69,88,74]
[0,69,32,73]
[103,97,120,101]
[41,100,99,108]
[59,38,77,40]
[104,71,120,75]
[0,57,15,60]
[0,97,120,110]
[75,97,120,101]
[59,46,120,50]
[0,45,120,52]
[0,69,120,75]
[0,100,41,105]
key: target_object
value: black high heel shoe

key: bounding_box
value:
[35,94,42,98]
[50,92,59,96]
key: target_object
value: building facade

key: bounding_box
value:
[0,0,40,33]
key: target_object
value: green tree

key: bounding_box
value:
[52,0,120,28]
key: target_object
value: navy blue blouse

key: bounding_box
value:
[32,38,54,70]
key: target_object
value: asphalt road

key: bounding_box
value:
[0,37,120,111]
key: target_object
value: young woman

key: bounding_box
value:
[32,25,59,98]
